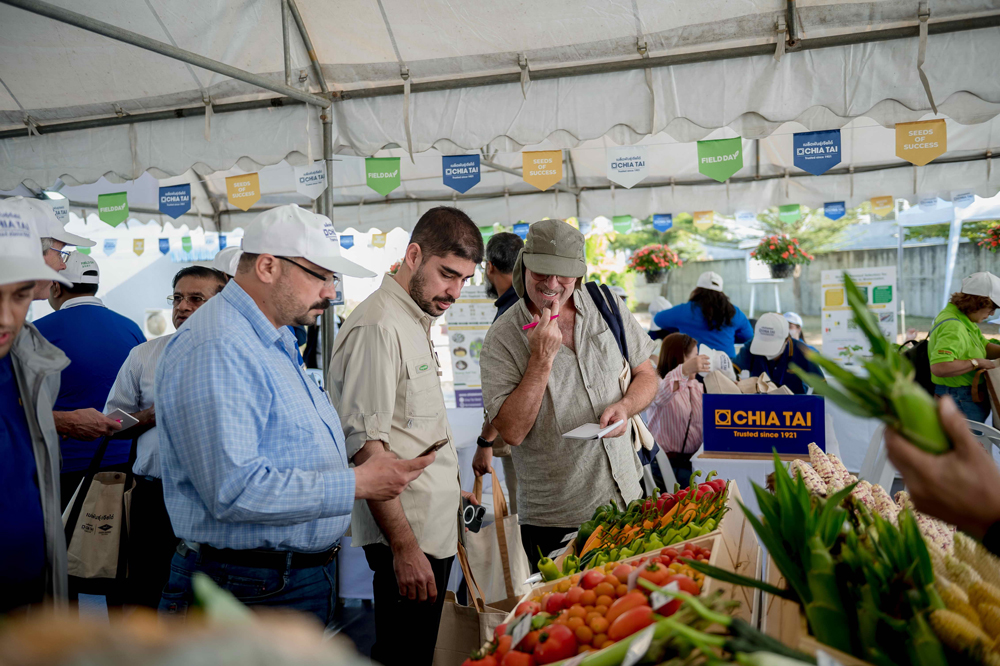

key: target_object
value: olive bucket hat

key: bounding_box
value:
[512,219,587,297]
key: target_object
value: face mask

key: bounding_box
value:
[765,339,788,361]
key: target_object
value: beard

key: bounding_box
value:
[484,272,498,299]
[410,264,455,316]
[274,274,328,326]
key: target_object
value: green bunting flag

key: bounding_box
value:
[181,236,192,253]
[779,204,802,224]
[97,191,129,227]
[697,137,743,182]
[612,215,632,234]
[480,225,495,241]
[365,157,401,196]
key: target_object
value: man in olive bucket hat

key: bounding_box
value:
[480,219,659,567]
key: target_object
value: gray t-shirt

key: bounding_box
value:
[480,287,656,528]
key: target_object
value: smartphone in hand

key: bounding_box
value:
[418,439,449,458]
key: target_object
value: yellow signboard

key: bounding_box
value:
[522,150,563,191]
[133,239,145,256]
[372,232,387,248]
[226,173,261,211]
[870,195,894,217]
[895,119,946,166]
[693,210,714,230]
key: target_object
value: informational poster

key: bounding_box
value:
[702,394,825,456]
[653,214,672,232]
[98,192,129,227]
[606,145,648,189]
[793,129,841,175]
[159,184,191,218]
[870,196,894,217]
[294,162,328,199]
[133,239,144,256]
[821,267,897,365]
[778,204,801,224]
[896,119,946,166]
[521,150,563,191]
[226,173,260,211]
[442,154,481,194]
[824,201,846,220]
[693,210,714,230]
[697,137,743,182]
[444,285,496,408]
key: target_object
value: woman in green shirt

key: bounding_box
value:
[928,272,1000,422]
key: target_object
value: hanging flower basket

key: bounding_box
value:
[751,235,813,280]
[979,224,1000,253]
[769,263,795,279]
[626,244,682,281]
[644,269,670,284]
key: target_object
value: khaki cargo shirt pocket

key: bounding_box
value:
[405,356,443,420]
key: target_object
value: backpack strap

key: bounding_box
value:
[585,282,628,360]
[926,317,959,340]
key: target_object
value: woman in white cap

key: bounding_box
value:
[927,272,1000,422]
[652,271,753,359]
[783,311,817,352]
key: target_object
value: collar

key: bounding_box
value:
[494,286,518,312]
[220,280,283,348]
[60,296,104,310]
[943,303,977,329]
[380,273,433,327]
[11,322,70,376]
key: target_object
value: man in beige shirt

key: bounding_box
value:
[328,206,483,666]
[480,219,659,569]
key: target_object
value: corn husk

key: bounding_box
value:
[936,579,982,628]
[929,609,994,658]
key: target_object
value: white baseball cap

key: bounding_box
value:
[62,251,100,285]
[696,271,724,292]
[0,199,72,287]
[8,196,95,247]
[783,311,804,327]
[750,312,790,358]
[241,205,375,278]
[961,272,1000,308]
[212,246,243,277]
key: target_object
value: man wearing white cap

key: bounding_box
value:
[154,204,434,624]
[733,312,822,395]
[653,270,753,359]
[34,253,146,510]
[928,272,1000,422]
[212,245,243,279]
[0,201,73,612]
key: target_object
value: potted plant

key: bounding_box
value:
[751,234,814,279]
[626,244,682,284]
[978,223,1000,252]
[388,258,403,275]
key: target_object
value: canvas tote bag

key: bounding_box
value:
[465,472,531,605]
[975,367,1000,420]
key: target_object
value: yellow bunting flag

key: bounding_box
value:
[522,150,563,191]
[226,173,261,211]
[372,233,387,248]
[133,239,145,256]
[895,119,946,166]
[871,196,894,217]
[693,211,714,230]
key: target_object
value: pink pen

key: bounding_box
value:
[522,315,559,331]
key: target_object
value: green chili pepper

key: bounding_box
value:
[703,518,717,532]
[647,533,665,550]
[593,552,610,568]
[537,547,561,581]
[665,527,680,544]
[619,545,636,560]
[608,548,619,562]
[562,554,580,576]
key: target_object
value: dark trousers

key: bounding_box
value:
[521,524,576,574]
[126,477,178,608]
[364,543,454,666]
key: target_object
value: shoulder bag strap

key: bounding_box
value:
[64,434,114,543]
[490,473,516,599]
[584,282,627,360]
[926,317,959,340]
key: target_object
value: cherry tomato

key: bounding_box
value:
[494,624,508,642]
[566,617,585,631]
[567,604,587,619]
[615,583,629,598]
[566,586,585,605]
[592,634,608,649]
[575,625,594,645]
[593,582,616,598]
[637,562,670,587]
[501,651,535,666]
[495,635,513,659]
[679,549,695,560]
[612,564,634,584]
[603,574,619,587]
[605,591,648,625]
[515,601,541,617]
[659,548,679,559]
[581,570,606,590]
[585,611,602,624]
[595,594,614,609]
[462,653,498,666]
[521,630,542,653]
[580,590,596,606]
[665,574,701,596]
[593,605,608,616]
[544,593,566,615]
[607,605,654,641]
[533,624,578,664]
[589,616,609,634]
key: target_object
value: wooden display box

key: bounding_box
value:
[762,555,875,666]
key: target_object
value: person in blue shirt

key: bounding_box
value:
[33,253,145,508]
[155,204,434,625]
[653,271,753,359]
[733,312,822,395]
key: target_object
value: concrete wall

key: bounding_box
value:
[658,241,996,318]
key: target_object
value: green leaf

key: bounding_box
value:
[739,502,811,604]
[682,559,799,602]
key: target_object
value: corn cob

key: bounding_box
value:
[828,453,852,486]
[895,490,911,509]
[936,578,983,628]
[970,581,1000,611]
[851,480,877,512]
[948,556,985,594]
[789,459,827,496]
[979,603,1000,637]
[808,443,836,484]
[870,483,899,524]
[956,533,1000,590]
[929,608,995,656]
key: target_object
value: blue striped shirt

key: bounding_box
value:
[155,281,354,552]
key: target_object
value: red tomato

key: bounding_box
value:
[612,564,634,584]
[495,635,513,659]
[607,605,655,641]
[521,630,542,653]
[533,624,578,664]
[581,570,605,590]
[605,591,647,625]
[515,601,541,617]
[462,652,499,666]
[544,592,566,615]
[494,624,508,642]
[566,586,585,605]
[679,550,695,560]
[659,548,679,559]
[665,574,701,596]
[637,562,669,587]
[501,651,535,666]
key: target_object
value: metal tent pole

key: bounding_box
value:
[1,0,330,108]
[897,222,906,338]
[281,0,292,86]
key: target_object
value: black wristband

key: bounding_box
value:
[476,436,494,449]
[982,521,1000,558]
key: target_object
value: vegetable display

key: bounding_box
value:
[790,272,950,454]
[541,473,730,578]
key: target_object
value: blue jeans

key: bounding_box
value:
[935,383,992,424]
[159,546,337,626]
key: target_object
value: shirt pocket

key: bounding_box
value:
[405,355,443,420]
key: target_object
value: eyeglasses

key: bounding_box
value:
[46,248,71,262]
[167,294,209,306]
[278,257,338,287]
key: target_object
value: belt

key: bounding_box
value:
[177,540,340,570]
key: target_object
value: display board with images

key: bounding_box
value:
[443,285,496,408]
[821,267,897,365]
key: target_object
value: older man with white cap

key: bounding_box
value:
[653,270,753,359]
[927,271,1000,422]
[154,204,434,623]
[0,200,73,612]
[733,312,822,394]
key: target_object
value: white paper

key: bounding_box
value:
[510,612,532,647]
[816,650,845,666]
[621,625,656,666]
[560,531,578,544]
[106,408,139,431]
[562,420,625,440]
[698,344,736,381]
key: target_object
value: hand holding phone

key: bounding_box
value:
[418,439,449,458]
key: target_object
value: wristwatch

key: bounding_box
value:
[972,358,981,369]
[476,436,494,449]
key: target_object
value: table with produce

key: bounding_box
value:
[456,275,1000,666]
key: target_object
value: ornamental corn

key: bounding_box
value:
[956,532,1000,590]
[870,483,899,524]
[936,578,982,629]
[828,454,852,486]
[929,609,994,656]
[970,581,1000,611]
[948,556,984,594]
[789,459,826,496]
[851,480,876,512]
[979,603,1000,637]
[808,443,836,484]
